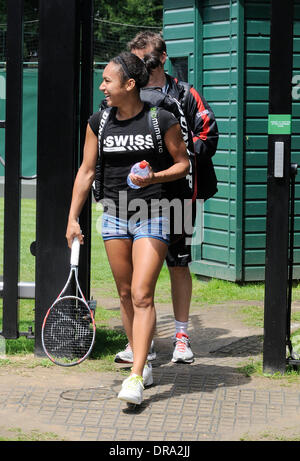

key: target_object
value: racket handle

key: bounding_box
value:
[71,237,80,266]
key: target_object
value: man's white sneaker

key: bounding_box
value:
[117,374,144,405]
[114,343,133,363]
[114,340,156,363]
[142,362,153,387]
[172,333,194,363]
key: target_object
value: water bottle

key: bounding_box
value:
[127,160,150,189]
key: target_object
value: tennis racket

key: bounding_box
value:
[41,237,96,367]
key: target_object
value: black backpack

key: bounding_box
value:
[92,88,197,203]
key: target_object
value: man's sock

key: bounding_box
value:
[174,319,188,337]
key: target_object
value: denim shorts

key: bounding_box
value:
[101,213,170,245]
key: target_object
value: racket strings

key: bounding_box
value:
[43,298,95,363]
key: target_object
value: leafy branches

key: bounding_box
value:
[93,0,162,61]
[0,0,163,62]
[94,0,162,27]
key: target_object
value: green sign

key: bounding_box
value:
[268,114,291,134]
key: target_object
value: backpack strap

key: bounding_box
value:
[97,107,112,155]
[147,106,164,155]
[92,107,112,202]
[178,81,192,111]
[147,105,195,202]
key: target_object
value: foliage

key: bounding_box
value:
[94,0,162,26]
[0,0,162,25]
[0,0,163,62]
[0,0,39,61]
[94,0,163,62]
[0,0,39,24]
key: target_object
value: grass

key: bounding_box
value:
[0,199,267,328]
[239,429,300,442]
[237,357,300,382]
[1,198,300,381]
[0,427,63,441]
[0,198,268,303]
[0,299,128,372]
[232,304,300,329]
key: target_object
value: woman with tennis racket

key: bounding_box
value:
[66,52,189,405]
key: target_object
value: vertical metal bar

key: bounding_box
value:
[263,0,294,374]
[2,0,24,339]
[35,0,81,355]
[235,0,245,281]
[78,0,94,300]
[286,164,298,358]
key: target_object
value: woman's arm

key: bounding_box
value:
[66,124,98,247]
[130,123,190,187]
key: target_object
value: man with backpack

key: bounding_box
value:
[113,31,219,365]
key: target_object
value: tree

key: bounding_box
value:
[93,0,163,61]
[94,0,162,27]
[0,0,39,61]
[0,0,39,24]
[0,0,163,62]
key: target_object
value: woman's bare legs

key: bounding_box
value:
[104,237,168,377]
[130,238,168,376]
[104,239,134,346]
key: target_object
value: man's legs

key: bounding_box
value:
[166,236,194,363]
[168,265,192,323]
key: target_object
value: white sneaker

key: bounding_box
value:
[142,362,153,387]
[118,374,144,405]
[114,340,156,363]
[114,343,133,363]
[172,333,194,363]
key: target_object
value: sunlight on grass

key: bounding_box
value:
[0,427,63,442]
[0,293,127,370]
[0,198,268,303]
[2,197,300,306]
[2,197,300,383]
[238,357,300,382]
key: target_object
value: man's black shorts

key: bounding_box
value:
[166,199,197,267]
[165,233,191,267]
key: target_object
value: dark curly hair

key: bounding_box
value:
[111,52,149,89]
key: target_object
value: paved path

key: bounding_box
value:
[1,300,300,442]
